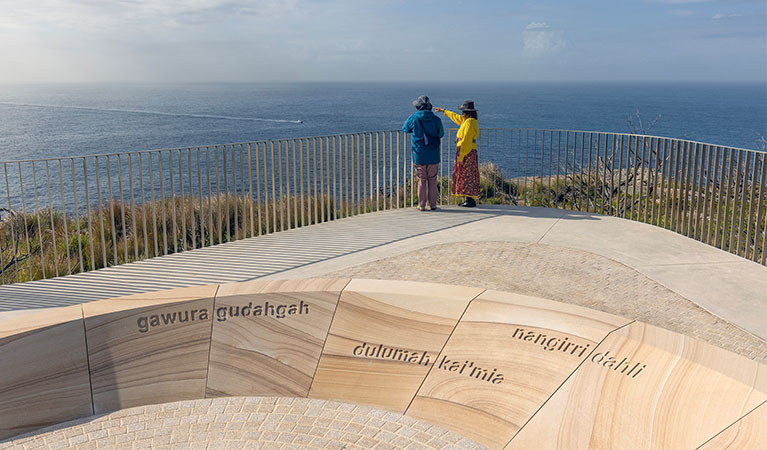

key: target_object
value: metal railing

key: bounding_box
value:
[0,128,764,284]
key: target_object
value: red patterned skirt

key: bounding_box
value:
[452,148,480,198]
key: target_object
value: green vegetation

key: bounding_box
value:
[473,162,766,264]
[0,164,764,285]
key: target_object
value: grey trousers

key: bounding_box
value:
[415,163,439,209]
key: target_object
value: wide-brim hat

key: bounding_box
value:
[458,100,476,112]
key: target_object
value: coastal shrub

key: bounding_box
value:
[0,165,764,284]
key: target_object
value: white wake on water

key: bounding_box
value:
[0,102,304,124]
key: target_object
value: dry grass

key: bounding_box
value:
[0,167,763,284]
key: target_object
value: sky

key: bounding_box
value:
[0,0,765,83]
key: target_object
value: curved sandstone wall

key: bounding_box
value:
[0,278,764,449]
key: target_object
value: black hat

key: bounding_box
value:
[412,95,432,111]
[458,100,476,112]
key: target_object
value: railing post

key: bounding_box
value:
[222,145,230,241]
[247,143,255,237]
[292,139,299,227]
[117,154,129,261]
[692,143,703,239]
[729,149,744,252]
[596,132,603,214]
[312,138,318,225]
[254,142,263,236]
[511,129,516,205]
[549,130,555,207]
[744,151,759,259]
[168,151,178,253]
[759,152,767,265]
[352,134,357,215]
[637,136,647,223]
[58,160,72,275]
[105,156,118,266]
[701,144,714,243]
[648,138,657,225]
[401,131,406,208]
[231,144,238,237]
[678,141,690,236]
[346,134,352,217]
[674,140,683,233]
[44,161,58,277]
[201,148,210,246]
[321,137,327,223]
[300,139,306,227]
[269,141,277,231]
[4,164,16,281]
[196,148,205,247]
[186,149,196,249]
[157,152,168,254]
[284,140,292,229]
[91,158,107,267]
[388,130,393,210]
[31,162,45,278]
[356,132,361,212]
[710,146,723,247]
[658,139,669,229]
[736,151,752,257]
[617,135,626,218]
[238,144,246,237]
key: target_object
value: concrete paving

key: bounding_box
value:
[273,206,767,342]
[0,205,765,344]
[1,397,486,449]
[323,241,766,360]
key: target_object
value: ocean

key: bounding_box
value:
[1,82,765,163]
[0,82,763,211]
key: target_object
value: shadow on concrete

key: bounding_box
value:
[0,205,606,312]
[0,208,492,311]
[426,205,601,220]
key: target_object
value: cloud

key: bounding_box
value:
[0,0,302,32]
[712,13,743,20]
[523,22,567,56]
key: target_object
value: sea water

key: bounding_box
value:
[0,82,763,210]
[0,82,764,161]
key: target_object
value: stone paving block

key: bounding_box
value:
[83,285,218,414]
[327,242,767,361]
[310,280,483,411]
[408,289,630,449]
[508,322,767,449]
[0,305,92,440]
[208,279,347,398]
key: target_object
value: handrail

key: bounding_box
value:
[2,129,761,164]
[0,128,764,285]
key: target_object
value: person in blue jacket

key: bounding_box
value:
[402,95,445,211]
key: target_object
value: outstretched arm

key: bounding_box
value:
[438,109,465,126]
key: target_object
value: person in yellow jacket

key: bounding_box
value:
[434,100,480,207]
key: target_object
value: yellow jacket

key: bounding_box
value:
[443,110,478,162]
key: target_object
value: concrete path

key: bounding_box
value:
[2,397,485,449]
[0,205,765,342]
[275,206,767,342]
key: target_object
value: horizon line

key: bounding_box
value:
[0,80,765,85]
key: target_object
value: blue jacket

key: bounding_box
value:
[402,110,444,165]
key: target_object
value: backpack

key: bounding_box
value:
[422,130,440,150]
